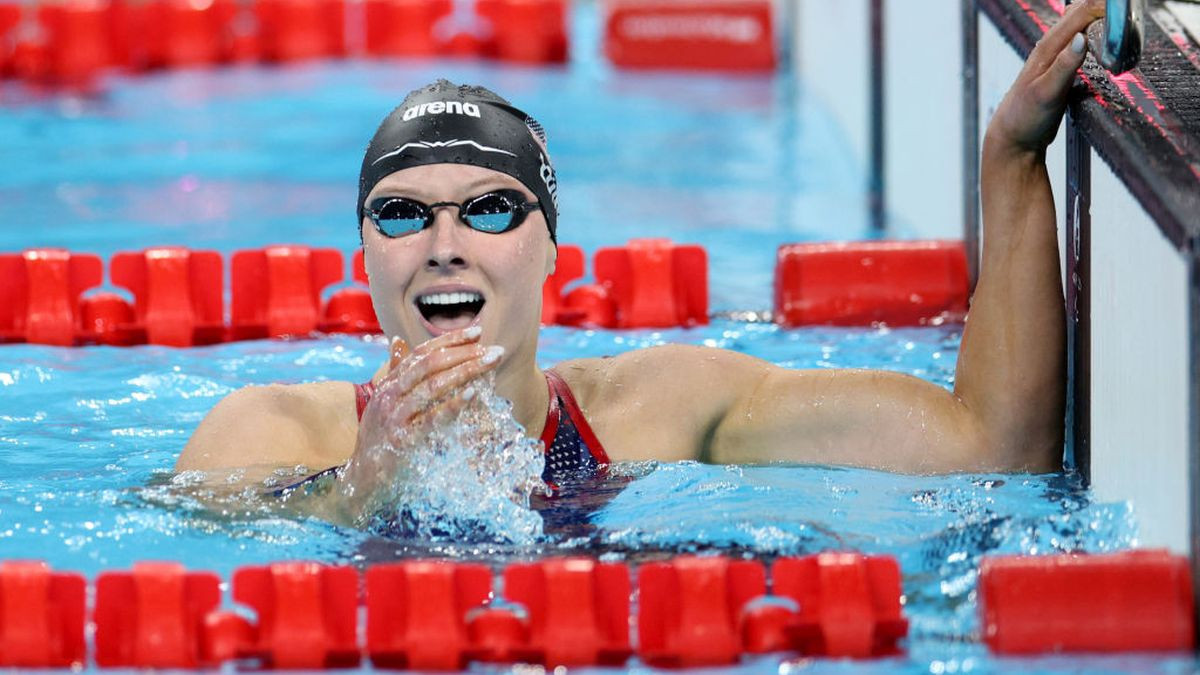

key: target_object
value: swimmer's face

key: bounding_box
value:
[361,163,556,361]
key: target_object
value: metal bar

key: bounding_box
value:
[1190,237,1200,649]
[962,0,981,291]
[869,0,885,233]
[1065,111,1092,481]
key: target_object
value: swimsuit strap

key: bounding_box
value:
[544,369,611,465]
[355,380,376,420]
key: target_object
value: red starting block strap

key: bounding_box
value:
[603,0,776,72]
[0,248,103,346]
[322,249,379,334]
[769,553,908,658]
[110,247,225,347]
[232,245,344,340]
[0,561,86,668]
[542,244,585,325]
[637,556,766,666]
[774,240,969,327]
[217,562,360,669]
[502,557,632,666]
[592,238,708,329]
[979,550,1195,654]
[94,562,222,668]
[366,561,491,670]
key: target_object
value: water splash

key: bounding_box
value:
[357,373,549,545]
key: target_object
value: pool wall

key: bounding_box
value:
[793,0,1199,554]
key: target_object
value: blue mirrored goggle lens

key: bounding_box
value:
[463,193,519,233]
[372,199,427,237]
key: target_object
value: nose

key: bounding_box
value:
[424,206,468,272]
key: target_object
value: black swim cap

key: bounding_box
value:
[358,80,559,242]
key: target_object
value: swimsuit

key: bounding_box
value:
[354,369,609,490]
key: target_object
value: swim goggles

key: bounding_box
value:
[366,189,541,238]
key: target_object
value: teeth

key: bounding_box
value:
[418,291,484,306]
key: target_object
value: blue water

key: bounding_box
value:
[0,3,1183,672]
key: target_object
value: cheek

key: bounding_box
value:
[492,237,548,295]
[362,235,420,285]
[362,237,424,334]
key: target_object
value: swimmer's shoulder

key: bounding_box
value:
[176,380,358,475]
[555,344,772,394]
[551,345,775,462]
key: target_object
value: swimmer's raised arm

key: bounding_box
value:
[951,0,1103,469]
[579,0,1104,474]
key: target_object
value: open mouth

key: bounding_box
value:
[416,290,486,333]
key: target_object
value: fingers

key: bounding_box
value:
[409,325,483,359]
[404,350,502,415]
[381,325,482,383]
[387,336,410,371]
[388,342,503,396]
[409,382,479,429]
[1028,0,1104,75]
[1034,31,1089,103]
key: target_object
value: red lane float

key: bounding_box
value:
[231,245,344,339]
[488,0,568,63]
[979,550,1195,654]
[636,554,909,665]
[111,247,225,347]
[774,240,969,327]
[570,238,707,329]
[0,237,979,345]
[771,553,908,658]
[322,248,379,334]
[366,561,492,670]
[0,249,103,346]
[541,244,584,325]
[257,0,345,63]
[501,557,632,666]
[603,0,776,72]
[0,561,86,668]
[0,5,20,76]
[214,562,361,669]
[94,562,222,668]
[364,0,451,57]
[2,0,569,91]
[37,0,112,88]
[159,0,231,68]
[638,556,766,666]
[17,552,1198,665]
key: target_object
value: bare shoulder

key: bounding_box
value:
[550,345,774,462]
[555,344,771,393]
[176,380,358,474]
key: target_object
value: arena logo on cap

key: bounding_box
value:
[402,101,482,121]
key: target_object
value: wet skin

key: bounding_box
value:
[177,0,1106,523]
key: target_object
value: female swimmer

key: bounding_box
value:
[178,0,1105,521]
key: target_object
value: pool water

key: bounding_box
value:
[0,3,1186,672]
